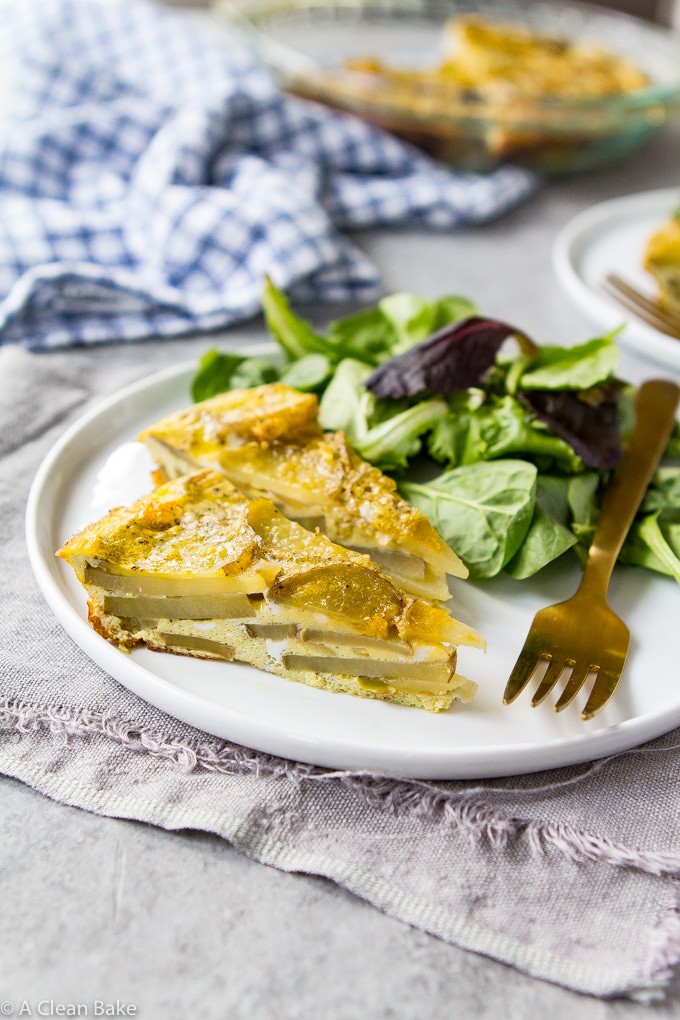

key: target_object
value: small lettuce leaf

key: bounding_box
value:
[620,510,680,583]
[352,397,449,471]
[191,350,279,402]
[567,472,601,546]
[262,277,331,361]
[326,307,398,365]
[428,295,480,332]
[278,353,332,392]
[377,293,437,349]
[379,292,477,353]
[318,359,373,433]
[517,333,620,391]
[324,292,478,366]
[640,466,680,513]
[400,460,537,579]
[318,359,447,470]
[428,392,585,472]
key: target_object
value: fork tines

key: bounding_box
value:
[503,649,624,720]
[602,273,680,341]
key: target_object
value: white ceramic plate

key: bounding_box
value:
[26,359,680,779]
[553,187,680,374]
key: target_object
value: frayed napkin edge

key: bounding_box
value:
[2,698,679,880]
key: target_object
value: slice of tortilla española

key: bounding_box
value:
[57,471,482,712]
[138,384,467,603]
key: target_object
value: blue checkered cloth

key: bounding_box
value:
[0,0,537,348]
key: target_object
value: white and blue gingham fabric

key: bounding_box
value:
[0,0,537,349]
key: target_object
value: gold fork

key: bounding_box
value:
[602,273,680,342]
[503,379,680,720]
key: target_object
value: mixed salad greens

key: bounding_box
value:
[191,279,680,584]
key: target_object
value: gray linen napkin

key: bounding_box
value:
[2,345,679,1002]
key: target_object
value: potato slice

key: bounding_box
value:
[157,632,235,659]
[271,563,403,638]
[281,654,452,688]
[244,623,298,640]
[84,564,276,596]
[103,593,254,620]
[299,628,411,656]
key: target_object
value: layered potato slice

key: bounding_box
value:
[643,215,680,317]
[139,384,466,602]
[58,471,482,712]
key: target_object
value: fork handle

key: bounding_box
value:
[578,379,680,599]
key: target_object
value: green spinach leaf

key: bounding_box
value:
[504,503,577,579]
[401,460,537,579]
[326,307,397,365]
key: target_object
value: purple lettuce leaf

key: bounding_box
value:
[365,317,523,399]
[519,386,623,470]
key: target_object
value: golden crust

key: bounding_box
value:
[60,469,449,638]
[59,472,259,580]
[138,383,318,451]
[59,470,370,582]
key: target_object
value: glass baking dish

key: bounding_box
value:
[215,0,680,175]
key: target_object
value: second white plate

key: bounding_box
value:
[26,358,680,779]
[553,187,680,373]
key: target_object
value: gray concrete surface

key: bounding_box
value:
[2,15,680,1014]
[1,774,680,1018]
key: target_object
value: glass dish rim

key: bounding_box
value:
[217,0,680,116]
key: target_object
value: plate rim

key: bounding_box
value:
[25,357,680,779]
[552,185,680,373]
